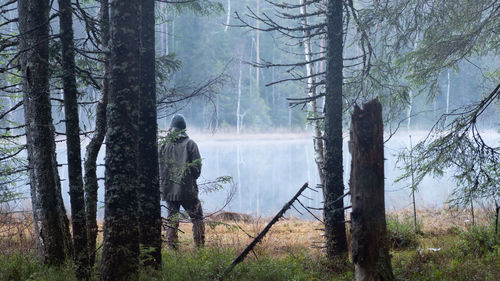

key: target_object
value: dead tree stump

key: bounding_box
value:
[349,99,394,281]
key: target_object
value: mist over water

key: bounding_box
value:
[195,131,456,217]
[50,130,498,218]
[196,135,323,217]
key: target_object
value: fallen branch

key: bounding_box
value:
[220,182,309,279]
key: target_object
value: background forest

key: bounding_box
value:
[160,1,499,131]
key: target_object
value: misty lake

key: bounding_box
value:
[50,130,499,218]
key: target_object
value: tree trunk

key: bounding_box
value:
[18,0,71,265]
[407,34,418,232]
[225,0,231,32]
[256,0,260,97]
[446,70,450,114]
[159,2,165,55]
[288,107,292,131]
[138,0,162,269]
[236,58,242,134]
[100,0,141,279]
[84,0,109,266]
[349,99,394,281]
[58,0,90,278]
[271,39,276,109]
[300,0,325,185]
[323,0,348,257]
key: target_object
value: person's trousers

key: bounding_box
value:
[166,198,205,249]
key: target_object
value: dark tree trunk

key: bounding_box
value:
[84,0,109,266]
[323,0,348,257]
[100,0,141,280]
[58,0,90,278]
[349,99,394,281]
[18,0,71,265]
[138,0,162,268]
[54,146,74,256]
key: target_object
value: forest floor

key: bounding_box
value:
[0,207,499,280]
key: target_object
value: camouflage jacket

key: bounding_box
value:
[159,129,202,201]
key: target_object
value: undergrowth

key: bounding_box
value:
[1,209,499,280]
[0,249,353,281]
[386,214,420,249]
[392,225,500,281]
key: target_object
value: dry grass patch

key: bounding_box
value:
[176,216,324,257]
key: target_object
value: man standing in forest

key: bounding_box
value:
[159,114,205,249]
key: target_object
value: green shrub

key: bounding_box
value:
[386,214,420,249]
[0,253,41,281]
[458,225,500,257]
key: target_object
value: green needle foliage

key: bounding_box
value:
[396,85,499,208]
[362,0,500,207]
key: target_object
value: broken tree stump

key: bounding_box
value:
[349,99,394,281]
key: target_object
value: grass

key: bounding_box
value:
[0,248,352,281]
[0,207,499,280]
[392,230,500,281]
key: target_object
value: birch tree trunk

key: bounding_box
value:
[84,0,109,266]
[18,0,71,265]
[446,70,450,114]
[160,2,169,56]
[237,58,242,134]
[58,0,90,278]
[300,0,325,185]
[320,38,325,111]
[271,39,276,109]
[100,0,141,279]
[138,0,162,268]
[324,0,348,257]
[159,2,164,55]
[165,16,169,55]
[225,0,231,32]
[256,0,260,97]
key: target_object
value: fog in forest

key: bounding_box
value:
[43,128,498,218]
[3,0,498,220]
[2,0,500,279]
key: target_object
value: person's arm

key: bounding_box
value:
[188,140,202,179]
[158,144,169,186]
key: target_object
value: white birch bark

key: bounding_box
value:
[159,2,165,56]
[446,70,450,114]
[272,37,276,108]
[236,58,242,134]
[300,0,325,183]
[224,0,230,32]
[256,0,260,96]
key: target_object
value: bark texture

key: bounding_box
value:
[349,99,394,281]
[323,0,348,257]
[84,0,109,266]
[18,0,71,266]
[58,0,90,278]
[138,0,162,268]
[100,0,141,280]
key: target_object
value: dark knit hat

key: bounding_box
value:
[170,114,186,129]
